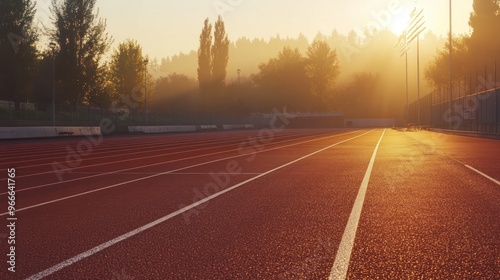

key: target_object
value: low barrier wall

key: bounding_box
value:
[0,126,101,139]
[428,128,500,140]
[128,125,197,134]
[222,124,254,130]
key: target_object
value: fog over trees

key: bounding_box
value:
[156,27,447,117]
[0,0,38,109]
[1,0,498,119]
[426,0,500,92]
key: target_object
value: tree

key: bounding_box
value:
[426,0,500,91]
[197,16,231,112]
[32,52,54,104]
[253,47,310,111]
[110,40,146,101]
[153,73,198,111]
[306,40,341,110]
[50,0,112,107]
[468,0,500,65]
[87,61,113,108]
[0,0,38,108]
[337,72,383,118]
[197,18,212,108]
[212,16,229,94]
[425,36,469,90]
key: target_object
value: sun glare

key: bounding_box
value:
[389,13,411,36]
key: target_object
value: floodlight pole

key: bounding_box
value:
[396,31,410,125]
[144,58,149,126]
[49,42,57,127]
[417,36,421,125]
[405,52,409,123]
[398,7,425,126]
[449,0,453,130]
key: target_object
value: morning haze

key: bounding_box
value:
[1,0,486,121]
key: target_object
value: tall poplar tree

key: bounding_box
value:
[468,0,500,66]
[211,16,229,95]
[50,0,112,107]
[110,40,146,100]
[306,40,340,109]
[0,0,38,108]
[197,18,212,108]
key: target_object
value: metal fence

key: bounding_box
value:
[409,61,500,134]
[0,103,253,133]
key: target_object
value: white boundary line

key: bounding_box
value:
[25,130,374,279]
[48,172,264,175]
[0,135,248,169]
[0,130,356,196]
[465,165,500,186]
[329,129,386,280]
[4,140,241,179]
[0,130,363,215]
[0,130,313,171]
[403,131,500,187]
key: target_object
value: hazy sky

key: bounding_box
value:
[35,0,474,59]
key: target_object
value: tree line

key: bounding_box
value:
[1,0,110,110]
[425,0,500,92]
[0,0,154,112]
[0,0,342,115]
[3,0,495,119]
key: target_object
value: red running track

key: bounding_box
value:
[0,128,499,279]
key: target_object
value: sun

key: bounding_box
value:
[389,13,411,36]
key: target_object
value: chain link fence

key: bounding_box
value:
[408,61,500,135]
[0,102,254,133]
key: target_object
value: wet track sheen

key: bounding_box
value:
[0,129,498,279]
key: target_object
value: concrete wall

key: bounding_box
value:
[222,124,254,130]
[0,126,101,139]
[344,118,395,128]
[429,128,500,140]
[128,125,197,134]
[129,124,255,133]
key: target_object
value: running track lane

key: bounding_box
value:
[2,129,374,279]
[348,129,500,278]
[0,128,498,279]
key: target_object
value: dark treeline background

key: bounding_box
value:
[154,29,443,117]
[1,0,499,120]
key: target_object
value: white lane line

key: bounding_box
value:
[0,130,355,196]
[1,135,266,180]
[170,173,263,175]
[0,130,364,216]
[45,172,264,175]
[0,130,309,171]
[25,130,374,280]
[329,129,386,280]
[0,135,243,170]
[465,165,500,186]
[0,130,316,169]
[403,131,500,187]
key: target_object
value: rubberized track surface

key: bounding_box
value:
[0,128,499,279]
